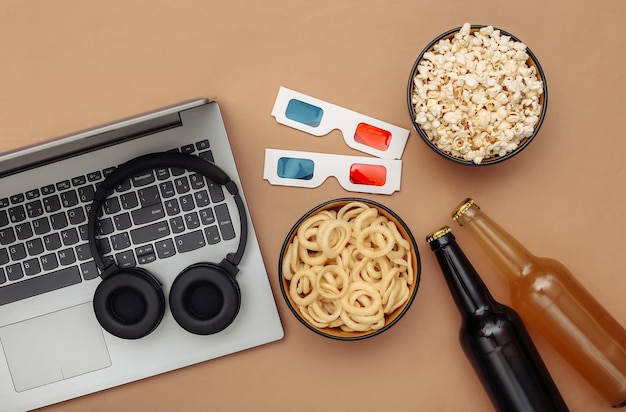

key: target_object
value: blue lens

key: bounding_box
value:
[285,99,324,127]
[277,157,315,180]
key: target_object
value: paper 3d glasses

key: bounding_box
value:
[271,87,409,160]
[263,149,401,195]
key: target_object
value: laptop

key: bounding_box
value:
[0,99,284,411]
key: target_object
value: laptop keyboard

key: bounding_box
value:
[0,140,235,306]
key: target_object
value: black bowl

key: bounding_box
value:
[278,198,421,340]
[407,25,548,165]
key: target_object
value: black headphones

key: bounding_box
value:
[87,152,248,340]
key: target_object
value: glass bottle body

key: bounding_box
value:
[428,228,568,412]
[460,306,568,412]
[454,199,626,407]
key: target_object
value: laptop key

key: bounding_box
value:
[24,258,41,276]
[61,227,80,246]
[164,198,180,216]
[41,184,55,195]
[215,203,235,240]
[174,230,206,253]
[113,212,132,231]
[80,260,99,280]
[174,176,190,194]
[10,194,25,204]
[50,212,68,230]
[169,216,185,234]
[15,222,33,240]
[155,238,176,259]
[78,185,95,203]
[199,150,214,163]
[159,181,175,198]
[6,263,23,281]
[71,175,87,187]
[56,180,71,191]
[8,205,26,223]
[68,207,86,225]
[43,195,61,213]
[97,217,115,235]
[41,253,59,271]
[0,210,8,227]
[26,189,40,200]
[60,190,79,208]
[0,248,8,265]
[196,139,210,151]
[138,185,160,207]
[104,197,121,215]
[26,238,44,256]
[87,171,102,182]
[120,192,138,209]
[0,265,82,306]
[181,144,195,154]
[33,217,51,235]
[25,200,44,218]
[132,203,165,225]
[130,221,170,244]
[0,227,16,245]
[205,226,220,245]
[132,171,155,187]
[58,248,76,266]
[180,194,194,212]
[208,181,225,203]
[44,233,62,251]
[114,250,135,268]
[9,243,27,261]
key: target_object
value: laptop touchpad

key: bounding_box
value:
[0,302,111,392]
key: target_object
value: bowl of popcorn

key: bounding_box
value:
[408,23,547,165]
[279,198,420,340]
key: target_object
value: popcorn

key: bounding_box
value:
[411,23,544,164]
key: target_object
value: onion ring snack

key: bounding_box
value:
[279,198,420,340]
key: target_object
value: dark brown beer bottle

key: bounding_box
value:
[427,226,569,412]
[453,198,626,408]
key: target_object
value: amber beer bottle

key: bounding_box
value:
[427,227,568,411]
[453,198,626,408]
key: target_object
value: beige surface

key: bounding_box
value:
[1,1,624,411]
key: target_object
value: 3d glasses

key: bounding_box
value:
[263,149,402,195]
[271,87,410,159]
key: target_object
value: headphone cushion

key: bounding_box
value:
[93,268,166,340]
[169,263,241,335]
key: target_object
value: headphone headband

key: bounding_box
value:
[87,152,248,278]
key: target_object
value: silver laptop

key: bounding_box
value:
[0,100,284,411]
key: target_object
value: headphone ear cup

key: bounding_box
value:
[169,263,241,335]
[93,268,166,340]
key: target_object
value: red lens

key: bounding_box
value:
[349,164,387,186]
[354,123,392,151]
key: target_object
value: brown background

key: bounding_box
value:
[1,1,624,411]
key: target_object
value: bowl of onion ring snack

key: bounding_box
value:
[279,198,421,340]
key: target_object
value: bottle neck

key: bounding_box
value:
[453,200,536,281]
[428,229,496,317]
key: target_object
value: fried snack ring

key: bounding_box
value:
[290,269,319,306]
[356,225,395,258]
[316,265,350,300]
[296,210,336,251]
[319,219,352,259]
[341,281,382,316]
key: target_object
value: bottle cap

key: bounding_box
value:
[452,198,476,220]
[425,226,452,243]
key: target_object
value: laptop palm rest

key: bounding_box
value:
[0,302,111,392]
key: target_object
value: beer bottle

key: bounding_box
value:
[427,227,568,411]
[453,198,626,407]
